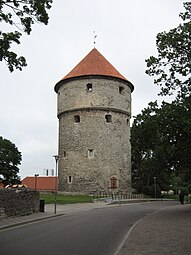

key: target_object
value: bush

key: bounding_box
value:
[143,185,161,198]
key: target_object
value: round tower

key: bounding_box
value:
[54,48,134,193]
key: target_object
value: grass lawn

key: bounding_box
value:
[162,194,178,200]
[40,193,93,204]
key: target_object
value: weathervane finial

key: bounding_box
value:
[93,31,97,48]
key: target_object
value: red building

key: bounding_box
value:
[22,176,58,191]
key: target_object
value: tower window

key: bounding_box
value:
[68,176,72,184]
[88,149,94,158]
[63,151,66,157]
[87,83,93,92]
[74,115,80,123]
[105,114,112,123]
[119,86,125,95]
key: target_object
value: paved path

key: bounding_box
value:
[0,199,159,230]
[0,202,108,230]
[118,204,191,255]
[1,201,191,254]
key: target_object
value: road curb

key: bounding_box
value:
[0,213,65,231]
[113,217,143,255]
[113,206,166,255]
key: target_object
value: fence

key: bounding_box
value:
[92,191,144,201]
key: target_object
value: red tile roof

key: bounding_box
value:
[22,176,58,191]
[55,48,134,92]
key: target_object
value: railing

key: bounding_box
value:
[92,191,144,201]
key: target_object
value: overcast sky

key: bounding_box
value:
[1,0,185,179]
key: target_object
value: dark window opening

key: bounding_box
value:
[119,86,125,95]
[88,149,94,158]
[110,177,118,189]
[68,176,72,183]
[105,114,112,123]
[87,83,93,92]
[63,151,66,157]
[74,115,80,123]
[127,119,129,124]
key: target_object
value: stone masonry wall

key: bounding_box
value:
[57,76,132,193]
[0,189,39,218]
[57,77,131,116]
[58,109,131,193]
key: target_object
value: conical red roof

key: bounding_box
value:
[63,48,127,81]
[55,48,134,92]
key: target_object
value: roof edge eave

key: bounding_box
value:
[54,74,134,93]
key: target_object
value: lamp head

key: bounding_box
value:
[53,155,59,162]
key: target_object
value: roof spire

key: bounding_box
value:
[93,31,97,48]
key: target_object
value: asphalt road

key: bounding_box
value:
[0,201,177,255]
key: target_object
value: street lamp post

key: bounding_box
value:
[53,155,59,214]
[154,176,157,199]
[34,174,39,190]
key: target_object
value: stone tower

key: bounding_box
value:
[54,48,134,193]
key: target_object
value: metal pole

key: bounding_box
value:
[53,155,59,214]
[154,177,157,199]
[34,174,39,190]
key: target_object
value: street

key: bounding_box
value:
[0,201,177,255]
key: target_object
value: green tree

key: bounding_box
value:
[131,97,191,195]
[0,0,52,72]
[145,2,191,99]
[157,98,191,181]
[0,136,22,186]
[131,101,162,193]
[141,2,191,196]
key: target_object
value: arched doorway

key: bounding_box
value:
[110,176,118,189]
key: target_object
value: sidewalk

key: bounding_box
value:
[0,202,108,230]
[0,198,163,230]
[118,204,191,255]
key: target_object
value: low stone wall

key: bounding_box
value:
[0,189,40,218]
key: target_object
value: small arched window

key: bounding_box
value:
[74,115,80,123]
[105,114,112,123]
[119,86,125,95]
[87,83,93,92]
[68,176,72,184]
[88,149,94,158]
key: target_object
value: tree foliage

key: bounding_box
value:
[134,2,191,197]
[145,2,191,99]
[0,136,22,186]
[0,0,52,72]
[131,97,191,196]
